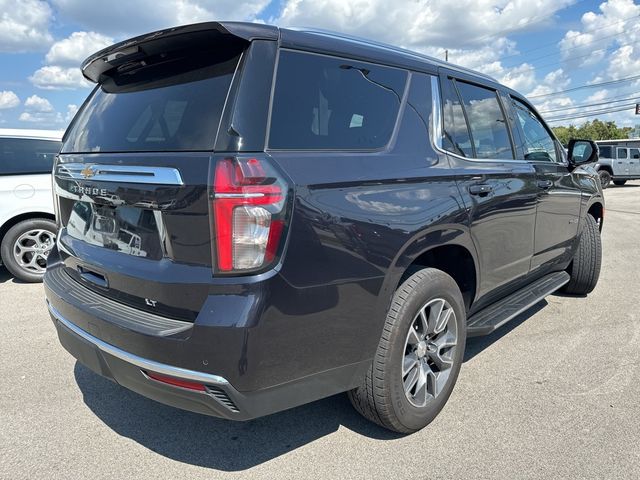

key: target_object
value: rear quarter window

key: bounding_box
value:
[0,138,61,175]
[598,146,612,158]
[268,51,407,150]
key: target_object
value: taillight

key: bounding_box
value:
[212,156,289,273]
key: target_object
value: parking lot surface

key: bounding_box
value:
[1,182,639,480]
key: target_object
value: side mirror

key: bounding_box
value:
[567,139,598,168]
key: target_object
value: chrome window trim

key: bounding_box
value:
[429,75,528,164]
[56,163,184,185]
[47,301,229,385]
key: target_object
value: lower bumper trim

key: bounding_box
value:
[47,301,229,386]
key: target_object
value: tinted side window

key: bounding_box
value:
[618,148,628,159]
[455,81,513,160]
[441,78,474,157]
[269,51,407,150]
[630,148,640,159]
[511,98,557,162]
[599,146,613,158]
[0,138,61,175]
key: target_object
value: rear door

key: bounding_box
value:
[616,147,630,176]
[438,72,538,301]
[53,33,248,321]
[507,96,582,273]
[629,148,640,176]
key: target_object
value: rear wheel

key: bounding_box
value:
[613,180,627,186]
[598,170,611,189]
[0,218,57,283]
[562,215,602,295]
[348,268,466,433]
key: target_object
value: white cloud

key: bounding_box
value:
[24,94,54,112]
[30,31,114,90]
[559,0,640,68]
[0,91,21,110]
[30,65,90,90]
[45,31,114,66]
[275,0,574,50]
[527,69,574,116]
[52,0,271,37]
[19,111,63,125]
[555,0,640,125]
[65,104,79,122]
[271,0,579,96]
[0,0,53,52]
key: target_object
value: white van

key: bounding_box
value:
[0,129,63,282]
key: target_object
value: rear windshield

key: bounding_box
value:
[269,51,407,150]
[62,48,242,153]
[0,138,61,175]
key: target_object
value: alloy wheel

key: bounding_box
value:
[402,298,458,408]
[12,229,55,274]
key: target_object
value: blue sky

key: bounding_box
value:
[0,0,639,130]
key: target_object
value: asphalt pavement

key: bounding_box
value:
[1,182,639,479]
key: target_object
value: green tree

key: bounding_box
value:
[552,119,633,145]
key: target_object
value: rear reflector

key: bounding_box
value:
[145,371,206,391]
[212,156,288,272]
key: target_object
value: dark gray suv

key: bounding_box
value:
[44,22,603,433]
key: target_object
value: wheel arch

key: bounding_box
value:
[597,164,614,175]
[587,201,604,232]
[386,226,479,313]
[0,212,56,245]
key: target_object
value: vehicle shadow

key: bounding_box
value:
[0,266,19,284]
[73,363,401,472]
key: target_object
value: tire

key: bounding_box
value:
[562,215,602,295]
[613,180,627,186]
[598,170,611,189]
[0,218,57,283]
[348,268,466,433]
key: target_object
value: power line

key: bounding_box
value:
[458,1,584,47]
[547,103,636,119]
[503,22,639,67]
[499,37,640,75]
[497,12,640,64]
[538,93,640,114]
[528,73,640,98]
[545,104,636,122]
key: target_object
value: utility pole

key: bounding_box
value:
[445,49,449,62]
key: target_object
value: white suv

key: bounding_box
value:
[0,129,62,282]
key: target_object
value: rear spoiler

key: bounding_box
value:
[81,21,279,83]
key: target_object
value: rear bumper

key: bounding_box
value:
[45,261,371,419]
[48,301,370,420]
[49,301,249,419]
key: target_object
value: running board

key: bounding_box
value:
[467,271,570,337]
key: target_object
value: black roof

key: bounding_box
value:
[82,21,496,84]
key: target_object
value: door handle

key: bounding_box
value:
[469,184,493,195]
[537,180,553,190]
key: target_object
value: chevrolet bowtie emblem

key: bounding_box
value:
[80,165,96,179]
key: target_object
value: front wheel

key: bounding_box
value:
[348,268,466,433]
[598,170,611,189]
[0,218,57,283]
[562,215,602,295]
